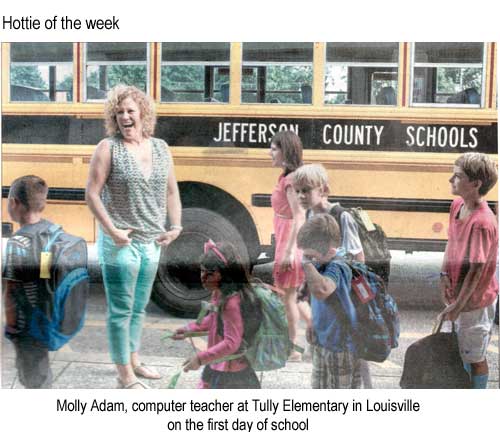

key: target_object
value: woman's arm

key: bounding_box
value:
[85,139,131,246]
[155,153,183,246]
[279,185,305,272]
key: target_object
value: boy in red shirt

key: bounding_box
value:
[439,152,498,389]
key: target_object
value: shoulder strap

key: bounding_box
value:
[16,219,56,237]
[329,204,346,225]
[324,260,363,332]
[43,225,63,252]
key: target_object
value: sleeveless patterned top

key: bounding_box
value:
[101,136,172,243]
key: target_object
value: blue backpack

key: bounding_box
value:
[15,222,89,351]
[328,261,399,362]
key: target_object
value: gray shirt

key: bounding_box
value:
[308,204,363,256]
[101,136,172,243]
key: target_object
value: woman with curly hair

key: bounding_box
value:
[86,85,182,389]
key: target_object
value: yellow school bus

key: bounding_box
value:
[2,42,497,315]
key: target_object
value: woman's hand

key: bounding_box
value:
[172,328,187,340]
[279,251,294,273]
[182,355,201,372]
[155,229,181,247]
[110,228,133,246]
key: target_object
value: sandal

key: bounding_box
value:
[133,363,162,380]
[116,378,150,389]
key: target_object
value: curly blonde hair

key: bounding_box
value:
[104,85,156,138]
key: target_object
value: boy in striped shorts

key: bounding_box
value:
[297,213,361,388]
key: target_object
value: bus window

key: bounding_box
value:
[10,43,73,102]
[412,42,484,106]
[85,43,148,101]
[161,42,230,103]
[241,43,313,104]
[325,43,399,105]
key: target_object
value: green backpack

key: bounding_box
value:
[214,282,302,371]
[243,283,293,371]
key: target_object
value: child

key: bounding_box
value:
[297,213,361,389]
[173,240,261,389]
[2,175,52,388]
[292,163,372,388]
[268,131,305,362]
[293,164,364,262]
[438,152,498,389]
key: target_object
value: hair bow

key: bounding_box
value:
[203,239,228,265]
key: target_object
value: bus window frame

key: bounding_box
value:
[370,70,398,105]
[324,42,399,107]
[83,42,150,103]
[410,42,487,108]
[240,61,314,105]
[1,42,496,121]
[9,62,74,104]
[160,61,231,104]
[324,61,399,106]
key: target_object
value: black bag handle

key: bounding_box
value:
[433,317,456,334]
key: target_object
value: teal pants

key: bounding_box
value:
[98,232,161,365]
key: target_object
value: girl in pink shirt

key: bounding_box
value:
[269,131,306,362]
[173,241,261,388]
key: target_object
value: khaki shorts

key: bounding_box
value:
[457,303,496,364]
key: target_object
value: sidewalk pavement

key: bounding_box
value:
[2,288,498,389]
[1,309,408,389]
[2,343,409,390]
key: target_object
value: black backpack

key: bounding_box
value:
[329,204,392,284]
[14,221,89,351]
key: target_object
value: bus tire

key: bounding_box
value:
[151,207,250,317]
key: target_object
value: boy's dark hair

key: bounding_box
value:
[455,152,498,196]
[9,175,48,212]
[297,213,341,255]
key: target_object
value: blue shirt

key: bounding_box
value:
[311,250,357,353]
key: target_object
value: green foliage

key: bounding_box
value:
[161,65,229,102]
[241,65,313,103]
[437,67,481,93]
[162,65,205,102]
[59,74,73,90]
[86,65,147,93]
[10,65,46,89]
[266,65,313,103]
[108,66,147,90]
